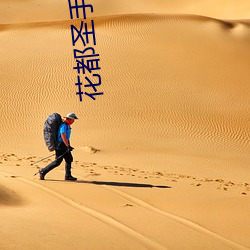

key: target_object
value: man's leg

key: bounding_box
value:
[39,150,64,179]
[64,152,77,181]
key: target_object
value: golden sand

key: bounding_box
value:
[1,1,250,249]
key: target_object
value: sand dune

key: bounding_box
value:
[1,1,250,250]
[1,0,250,24]
[1,14,249,179]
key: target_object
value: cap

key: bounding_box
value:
[64,112,78,120]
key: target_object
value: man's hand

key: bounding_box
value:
[67,146,74,152]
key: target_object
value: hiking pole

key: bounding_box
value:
[33,151,69,176]
[31,153,55,166]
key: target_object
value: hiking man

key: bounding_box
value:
[39,112,78,181]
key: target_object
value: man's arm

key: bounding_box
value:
[61,132,70,147]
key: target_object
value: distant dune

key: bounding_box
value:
[1,0,250,24]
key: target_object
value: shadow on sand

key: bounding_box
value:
[78,180,171,189]
[47,179,171,189]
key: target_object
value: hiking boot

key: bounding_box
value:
[65,175,77,181]
[39,170,45,180]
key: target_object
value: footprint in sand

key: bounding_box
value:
[124,203,133,207]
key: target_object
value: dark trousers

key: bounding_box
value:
[41,149,73,177]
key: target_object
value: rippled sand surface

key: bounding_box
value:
[1,1,250,249]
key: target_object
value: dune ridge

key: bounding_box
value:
[1,0,250,25]
[1,13,250,30]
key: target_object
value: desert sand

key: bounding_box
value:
[0,1,250,249]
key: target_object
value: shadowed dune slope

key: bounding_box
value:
[0,184,23,206]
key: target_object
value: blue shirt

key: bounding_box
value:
[57,122,71,143]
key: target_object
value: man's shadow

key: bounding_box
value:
[46,179,171,189]
[76,180,171,189]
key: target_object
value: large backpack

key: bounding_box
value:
[43,113,63,151]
